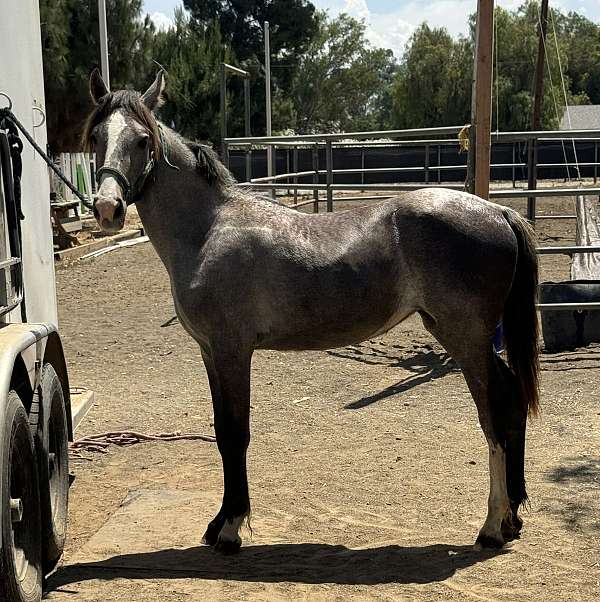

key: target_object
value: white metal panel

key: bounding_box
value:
[0,0,58,325]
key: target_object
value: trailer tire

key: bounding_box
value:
[30,364,68,574]
[0,391,43,602]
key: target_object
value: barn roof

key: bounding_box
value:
[559,105,600,130]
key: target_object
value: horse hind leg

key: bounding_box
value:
[495,356,528,542]
[477,437,511,548]
[467,355,513,549]
[422,315,514,548]
[468,352,529,547]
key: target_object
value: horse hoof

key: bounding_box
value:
[474,533,504,550]
[215,538,242,555]
[202,520,225,546]
[501,517,522,542]
[202,530,218,547]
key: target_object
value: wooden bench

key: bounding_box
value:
[50,197,82,249]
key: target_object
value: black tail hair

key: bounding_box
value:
[502,208,540,417]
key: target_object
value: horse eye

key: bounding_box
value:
[90,134,97,146]
[137,136,148,149]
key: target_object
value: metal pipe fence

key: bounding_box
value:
[225,125,600,226]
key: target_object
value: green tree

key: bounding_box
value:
[390,1,594,133]
[290,12,396,133]
[153,10,233,141]
[554,10,600,105]
[391,24,472,130]
[182,0,319,135]
[40,0,156,151]
[492,3,558,130]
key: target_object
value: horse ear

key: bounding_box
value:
[89,68,109,104]
[141,70,166,111]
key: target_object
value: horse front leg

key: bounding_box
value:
[201,346,252,554]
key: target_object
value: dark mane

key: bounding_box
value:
[82,90,161,158]
[186,142,235,187]
[83,90,234,189]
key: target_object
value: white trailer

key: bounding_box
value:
[0,2,90,599]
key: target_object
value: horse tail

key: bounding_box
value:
[502,209,540,417]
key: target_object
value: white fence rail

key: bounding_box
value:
[49,153,95,213]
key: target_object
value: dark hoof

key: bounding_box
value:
[215,538,242,555]
[202,517,225,546]
[475,533,504,549]
[502,513,523,542]
[202,529,218,547]
[512,512,524,532]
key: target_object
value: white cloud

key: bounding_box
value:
[317,0,586,58]
[366,13,415,56]
[149,11,173,31]
[343,0,370,21]
[315,0,478,58]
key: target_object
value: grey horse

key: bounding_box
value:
[85,70,539,554]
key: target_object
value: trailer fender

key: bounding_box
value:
[0,322,66,544]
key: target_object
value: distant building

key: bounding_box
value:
[559,105,600,130]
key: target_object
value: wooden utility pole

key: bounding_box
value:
[469,0,494,200]
[527,0,550,221]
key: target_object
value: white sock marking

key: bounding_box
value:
[218,515,245,544]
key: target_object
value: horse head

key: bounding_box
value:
[84,69,165,232]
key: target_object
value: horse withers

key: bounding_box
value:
[85,69,539,554]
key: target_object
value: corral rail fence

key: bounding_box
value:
[228,139,599,186]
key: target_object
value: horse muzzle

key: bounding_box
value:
[93,195,127,232]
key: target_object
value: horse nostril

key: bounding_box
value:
[114,199,125,221]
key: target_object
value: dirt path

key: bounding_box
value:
[45,197,600,600]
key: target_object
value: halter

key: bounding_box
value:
[95,125,178,206]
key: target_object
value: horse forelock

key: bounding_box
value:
[82,90,161,158]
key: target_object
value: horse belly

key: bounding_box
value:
[259,264,414,351]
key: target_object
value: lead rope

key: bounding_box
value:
[0,106,94,209]
[70,430,215,457]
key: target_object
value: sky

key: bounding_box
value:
[143,0,600,58]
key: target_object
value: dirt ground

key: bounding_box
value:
[45,190,600,601]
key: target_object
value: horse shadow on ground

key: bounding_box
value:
[548,457,600,485]
[545,457,600,532]
[539,345,600,372]
[47,542,505,590]
[327,343,460,409]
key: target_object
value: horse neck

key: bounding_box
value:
[136,127,226,271]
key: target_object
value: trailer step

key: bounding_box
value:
[70,388,95,432]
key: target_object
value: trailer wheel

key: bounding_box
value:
[30,364,69,574]
[0,391,42,602]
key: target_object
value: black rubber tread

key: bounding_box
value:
[31,364,69,574]
[0,391,42,602]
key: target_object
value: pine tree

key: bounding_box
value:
[40,0,156,151]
